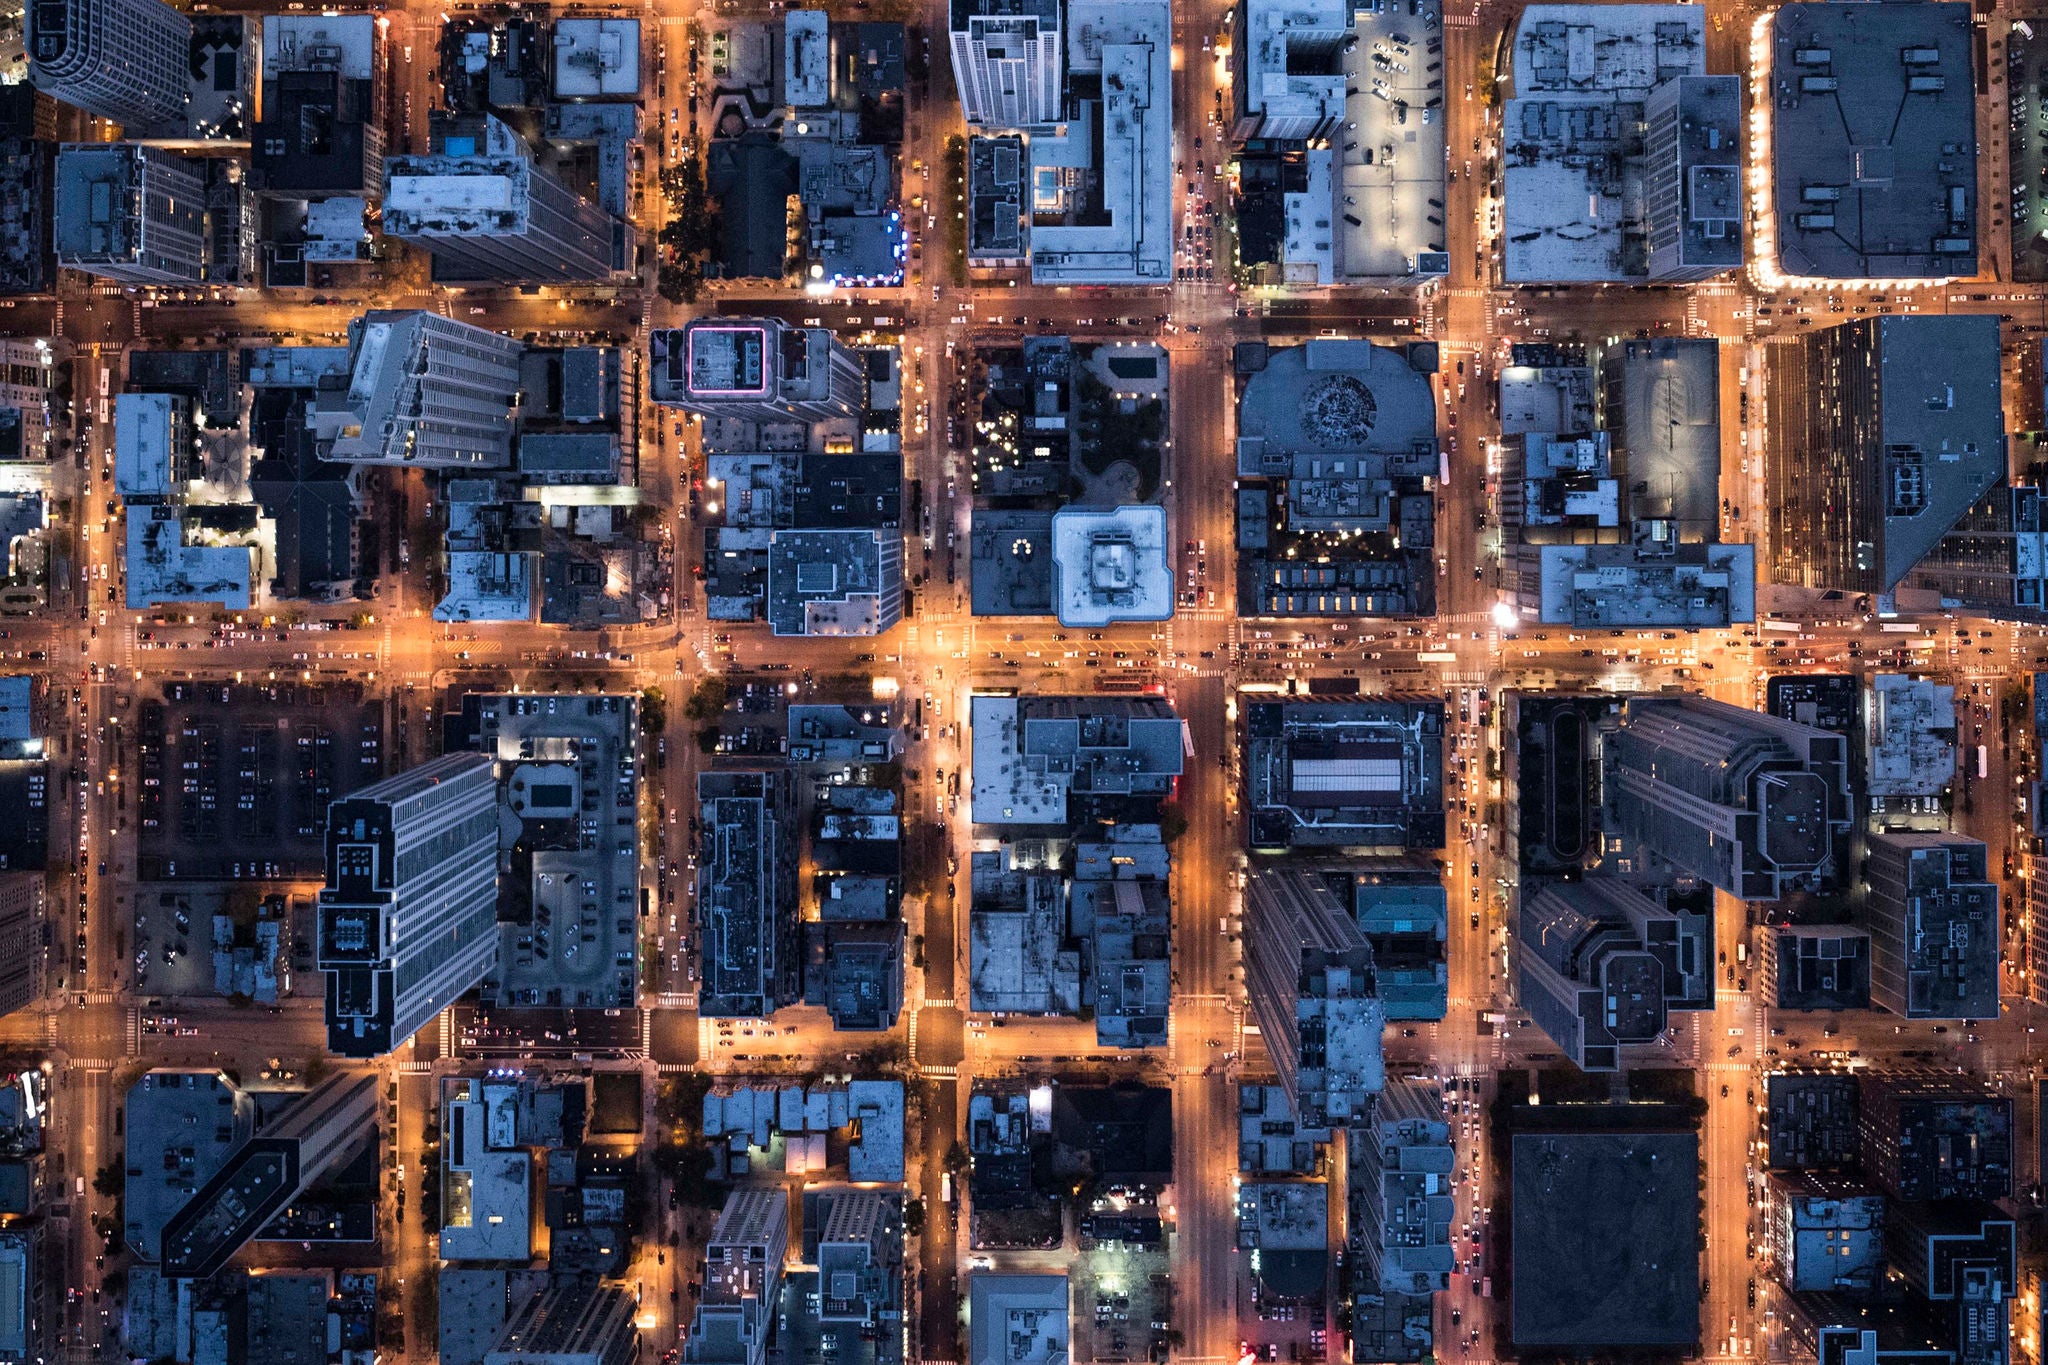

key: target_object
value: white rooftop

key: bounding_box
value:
[1510,4,1705,95]
[1030,0,1173,284]
[1050,504,1172,626]
[114,393,181,501]
[263,14,377,80]
[783,10,830,108]
[553,18,641,98]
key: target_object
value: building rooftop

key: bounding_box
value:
[1866,674,1957,797]
[1649,75,1742,276]
[970,509,1054,616]
[1521,540,1757,627]
[457,693,640,1011]
[126,509,255,611]
[1350,870,1450,1020]
[1764,926,1872,1012]
[1768,1071,1861,1170]
[125,1070,256,1265]
[1245,698,1445,852]
[697,769,798,1018]
[766,528,899,636]
[1767,2,1978,279]
[1028,0,1172,284]
[553,18,639,98]
[1770,1175,1885,1294]
[1866,832,1999,1022]
[970,694,1183,825]
[1509,1130,1700,1348]
[968,846,1077,1015]
[968,1274,1068,1365]
[969,135,1027,262]
[1511,5,1704,94]
[114,392,185,502]
[440,1079,532,1262]
[1237,1182,1330,1301]
[1049,504,1171,626]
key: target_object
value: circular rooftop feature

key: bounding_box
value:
[1300,373,1378,447]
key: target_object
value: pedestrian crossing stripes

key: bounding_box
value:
[920,1064,958,1078]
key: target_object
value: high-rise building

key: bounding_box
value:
[253,16,385,198]
[0,1222,47,1365]
[686,1186,789,1365]
[309,310,525,468]
[948,0,1063,128]
[53,143,205,284]
[1863,831,1998,1021]
[1642,75,1741,282]
[158,1070,380,1277]
[696,771,801,1018]
[1765,316,2005,595]
[317,753,500,1058]
[1907,481,2048,623]
[0,874,43,1018]
[385,113,629,282]
[1603,693,1850,899]
[28,0,190,128]
[1242,866,1385,1128]
[1517,878,1710,1071]
[1856,1073,2011,1203]
[486,1280,641,1365]
[651,319,866,426]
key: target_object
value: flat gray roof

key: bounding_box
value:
[1768,2,1978,278]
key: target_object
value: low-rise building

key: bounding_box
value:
[1765,2,1976,280]
[1243,698,1445,853]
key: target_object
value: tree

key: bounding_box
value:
[91,1163,123,1200]
[901,1196,926,1236]
[1154,801,1189,844]
[684,676,728,722]
[640,686,668,736]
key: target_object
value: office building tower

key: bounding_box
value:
[158,1070,379,1277]
[253,16,385,197]
[28,0,190,128]
[1642,75,1740,282]
[696,771,802,1018]
[1518,878,1710,1071]
[1242,866,1385,1128]
[1765,316,2004,595]
[949,0,1063,128]
[385,113,629,282]
[309,310,525,468]
[801,1186,904,1338]
[1348,1077,1454,1294]
[317,753,500,1058]
[1864,832,1998,1021]
[0,1221,46,1365]
[53,143,205,284]
[651,318,866,425]
[1604,693,1850,899]
[686,1185,789,1365]
[1907,481,2048,623]
[487,1280,641,1365]
[0,874,42,1018]
[1856,1073,2011,1203]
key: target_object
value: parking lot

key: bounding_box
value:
[135,680,383,880]
[1070,1205,1175,1364]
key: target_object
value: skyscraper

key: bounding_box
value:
[651,319,867,426]
[948,0,1063,128]
[1242,866,1385,1128]
[317,752,500,1058]
[686,1186,790,1365]
[28,0,190,128]
[1642,75,1741,282]
[1764,316,2005,595]
[53,144,206,284]
[1864,831,1999,1021]
[384,113,629,283]
[0,874,43,1018]
[1603,693,1850,899]
[309,311,525,468]
[1517,878,1710,1071]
